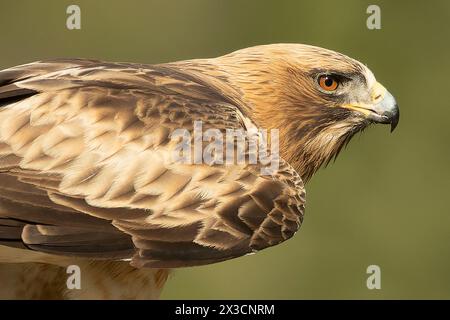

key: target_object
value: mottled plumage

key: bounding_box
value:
[0,44,398,299]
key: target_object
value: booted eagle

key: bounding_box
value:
[0,44,398,299]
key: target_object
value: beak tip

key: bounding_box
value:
[389,104,399,132]
[390,124,396,133]
[390,121,398,132]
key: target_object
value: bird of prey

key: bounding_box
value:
[0,44,399,299]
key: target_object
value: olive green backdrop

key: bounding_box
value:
[1,0,449,299]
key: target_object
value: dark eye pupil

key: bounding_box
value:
[325,77,334,87]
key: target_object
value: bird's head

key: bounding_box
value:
[211,43,400,180]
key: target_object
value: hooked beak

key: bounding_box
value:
[343,82,400,132]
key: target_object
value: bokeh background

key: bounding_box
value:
[0,0,449,299]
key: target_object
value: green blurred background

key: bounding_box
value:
[1,0,449,299]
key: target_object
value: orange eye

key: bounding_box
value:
[318,75,339,91]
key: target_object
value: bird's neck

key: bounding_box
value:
[279,120,360,181]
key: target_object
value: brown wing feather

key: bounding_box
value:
[0,60,305,268]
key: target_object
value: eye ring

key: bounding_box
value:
[318,74,339,92]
